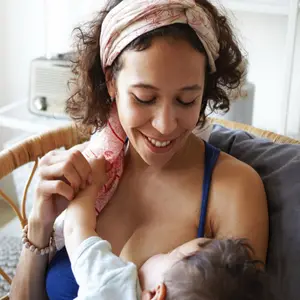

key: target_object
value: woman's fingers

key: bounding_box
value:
[39,149,70,166]
[68,150,93,189]
[37,180,74,202]
[39,162,81,191]
[39,150,92,192]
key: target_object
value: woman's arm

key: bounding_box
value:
[10,218,52,300]
[10,142,92,300]
[210,155,269,262]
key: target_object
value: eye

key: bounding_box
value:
[177,97,198,106]
[133,94,155,105]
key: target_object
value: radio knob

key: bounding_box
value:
[34,96,47,111]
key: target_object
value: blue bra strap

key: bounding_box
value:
[197,141,220,238]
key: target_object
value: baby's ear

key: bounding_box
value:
[148,283,167,300]
[141,291,152,300]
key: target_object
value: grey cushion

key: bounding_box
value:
[209,125,300,300]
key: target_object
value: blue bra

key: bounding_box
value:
[46,141,220,299]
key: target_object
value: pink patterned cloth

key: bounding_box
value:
[83,103,127,214]
[54,0,219,251]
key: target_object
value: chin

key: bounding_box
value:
[141,152,176,168]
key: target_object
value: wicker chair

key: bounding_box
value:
[0,123,90,300]
[0,119,299,300]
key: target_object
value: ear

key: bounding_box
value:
[105,69,116,99]
[151,283,167,300]
[141,291,153,300]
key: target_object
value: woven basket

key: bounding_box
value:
[0,119,299,300]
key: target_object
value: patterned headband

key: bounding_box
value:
[100,0,220,73]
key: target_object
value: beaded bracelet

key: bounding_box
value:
[22,225,56,255]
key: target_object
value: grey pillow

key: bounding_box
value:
[209,125,300,300]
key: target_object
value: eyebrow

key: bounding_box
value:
[131,83,202,92]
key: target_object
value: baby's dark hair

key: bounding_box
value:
[66,0,245,132]
[164,239,268,300]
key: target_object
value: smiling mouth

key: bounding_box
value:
[146,136,172,148]
[141,133,176,151]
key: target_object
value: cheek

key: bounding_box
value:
[180,104,202,129]
[116,96,148,130]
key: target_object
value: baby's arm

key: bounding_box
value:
[64,182,99,258]
[64,155,107,258]
[63,157,141,299]
[71,236,141,299]
[65,187,141,299]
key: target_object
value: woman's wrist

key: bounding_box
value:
[27,216,54,249]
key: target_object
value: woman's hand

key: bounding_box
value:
[30,144,92,229]
[65,155,108,212]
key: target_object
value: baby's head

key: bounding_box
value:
[139,238,267,300]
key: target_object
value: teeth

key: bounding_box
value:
[147,137,171,148]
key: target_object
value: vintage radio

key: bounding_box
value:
[28,53,74,119]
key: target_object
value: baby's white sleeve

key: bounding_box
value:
[70,236,141,300]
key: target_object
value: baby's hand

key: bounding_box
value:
[63,155,108,217]
[86,156,108,189]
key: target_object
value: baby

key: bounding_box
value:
[64,157,267,300]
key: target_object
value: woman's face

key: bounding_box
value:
[112,37,206,167]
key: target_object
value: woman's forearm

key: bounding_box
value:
[10,218,53,300]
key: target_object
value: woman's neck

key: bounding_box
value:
[124,133,203,173]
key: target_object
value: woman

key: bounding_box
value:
[10,0,268,299]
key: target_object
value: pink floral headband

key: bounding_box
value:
[100,0,220,73]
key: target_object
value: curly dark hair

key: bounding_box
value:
[164,239,270,300]
[66,0,245,131]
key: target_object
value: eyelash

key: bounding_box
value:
[133,95,196,106]
[134,95,155,105]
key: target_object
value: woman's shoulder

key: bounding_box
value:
[211,150,266,208]
[214,149,262,187]
[208,150,268,261]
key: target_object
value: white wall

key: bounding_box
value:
[231,11,300,135]
[0,1,299,135]
[287,19,300,137]
[45,0,102,55]
[0,2,6,101]
[0,0,45,107]
[0,0,102,108]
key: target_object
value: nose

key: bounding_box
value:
[151,103,177,136]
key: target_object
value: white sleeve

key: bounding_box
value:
[70,236,141,300]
